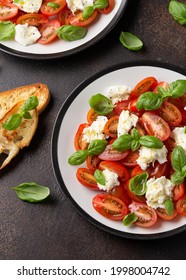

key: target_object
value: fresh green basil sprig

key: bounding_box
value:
[136,79,186,111]
[0,21,15,40]
[57,25,87,41]
[3,96,39,131]
[83,0,108,19]
[89,93,114,115]
[119,31,143,51]
[123,212,138,226]
[47,2,60,9]
[68,139,107,165]
[94,169,106,185]
[164,199,174,216]
[171,146,186,184]
[168,0,186,25]
[129,172,149,196]
[12,182,50,203]
[112,128,163,152]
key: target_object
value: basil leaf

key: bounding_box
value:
[68,150,88,165]
[47,2,60,8]
[119,31,143,51]
[83,6,94,19]
[167,80,186,98]
[88,139,107,155]
[57,25,87,41]
[136,92,163,110]
[164,199,174,216]
[157,86,168,96]
[89,93,114,115]
[23,111,32,119]
[112,134,133,151]
[3,114,22,131]
[21,96,39,112]
[171,170,185,184]
[131,139,140,152]
[94,169,106,185]
[139,135,163,149]
[93,0,108,9]
[129,172,149,196]
[131,128,140,140]
[0,21,15,40]
[123,212,138,226]
[169,0,186,25]
[171,146,186,171]
[13,182,50,202]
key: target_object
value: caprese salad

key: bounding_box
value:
[68,76,186,228]
[0,0,115,46]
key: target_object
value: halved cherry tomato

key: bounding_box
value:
[153,81,169,93]
[126,180,146,203]
[41,0,66,16]
[176,195,186,216]
[135,123,146,136]
[131,165,145,177]
[99,160,130,182]
[129,202,157,227]
[156,101,182,126]
[129,99,140,113]
[0,1,13,4]
[76,168,98,190]
[140,111,170,141]
[150,161,170,178]
[87,108,98,124]
[16,13,49,26]
[104,115,118,138]
[38,19,61,44]
[173,183,185,201]
[120,150,139,167]
[0,4,18,20]
[156,207,177,220]
[110,184,131,206]
[86,155,101,171]
[164,137,176,152]
[114,100,129,115]
[98,0,115,14]
[68,9,98,27]
[58,6,71,25]
[92,193,128,220]
[129,77,158,100]
[98,144,129,161]
[74,123,89,150]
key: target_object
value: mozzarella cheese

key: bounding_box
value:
[97,169,120,191]
[82,116,108,143]
[15,24,41,46]
[13,0,42,13]
[106,85,131,105]
[66,0,94,14]
[117,110,138,137]
[146,176,175,209]
[137,145,168,170]
[171,127,186,153]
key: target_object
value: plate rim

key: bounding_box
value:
[0,0,128,60]
[52,60,186,240]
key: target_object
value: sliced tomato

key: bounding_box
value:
[16,13,48,26]
[86,155,101,171]
[120,150,139,167]
[173,183,185,201]
[131,165,145,177]
[98,144,129,161]
[129,98,142,113]
[126,180,146,203]
[129,77,158,100]
[99,160,130,182]
[58,6,71,25]
[76,168,98,190]
[156,101,182,126]
[129,202,157,227]
[156,207,177,220]
[176,195,186,216]
[110,184,131,206]
[74,123,89,150]
[135,122,146,136]
[140,111,170,141]
[87,108,98,124]
[150,161,170,179]
[114,100,129,115]
[41,0,66,16]
[68,9,98,27]
[92,193,128,220]
[0,1,13,4]
[0,4,18,20]
[164,137,176,152]
[98,0,115,14]
[38,19,60,44]
[104,115,118,138]
[153,81,169,93]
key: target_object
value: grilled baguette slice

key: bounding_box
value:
[0,83,50,119]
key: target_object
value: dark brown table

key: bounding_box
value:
[0,0,186,260]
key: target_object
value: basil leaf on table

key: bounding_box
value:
[21,96,39,112]
[57,25,87,41]
[119,31,143,51]
[169,0,186,25]
[94,169,106,185]
[0,21,15,40]
[123,212,138,226]
[136,92,163,110]
[139,135,163,149]
[129,172,149,196]
[3,114,22,131]
[89,94,114,115]
[12,182,50,202]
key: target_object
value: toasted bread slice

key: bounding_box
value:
[0,83,50,119]
[0,101,38,170]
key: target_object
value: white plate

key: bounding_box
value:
[52,62,186,239]
[0,0,128,59]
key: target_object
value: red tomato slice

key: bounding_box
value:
[153,81,169,93]
[141,111,170,141]
[86,155,101,171]
[38,19,61,44]
[98,0,115,14]
[126,180,146,203]
[16,13,49,26]
[104,115,119,138]
[92,193,128,220]
[131,165,145,177]
[99,160,130,182]
[68,10,98,27]
[173,183,185,201]
[156,101,182,126]
[87,108,98,124]
[0,1,13,4]
[120,150,139,167]
[76,168,98,190]
[74,123,89,150]
[113,100,130,115]
[129,77,158,100]
[41,0,66,16]
[58,6,71,25]
[0,4,18,20]
[164,137,176,152]
[110,184,131,206]
[98,144,129,161]
[156,207,177,221]
[150,161,170,178]
[129,202,157,227]
[176,195,186,216]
